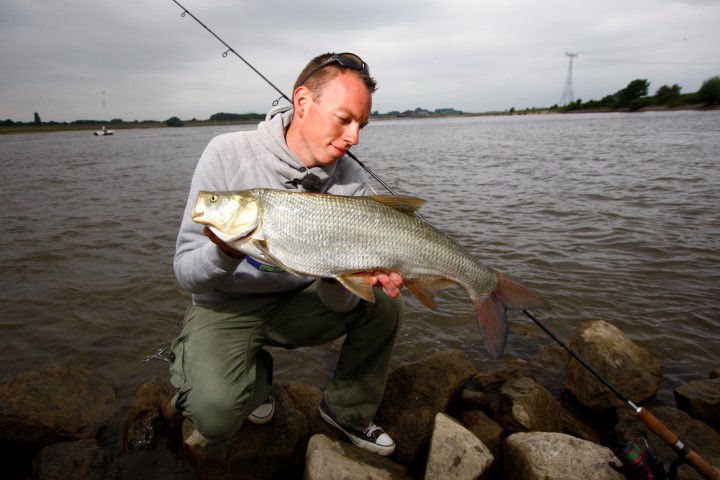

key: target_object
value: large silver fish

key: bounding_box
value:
[192,188,547,358]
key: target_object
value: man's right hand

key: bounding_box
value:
[203,226,245,260]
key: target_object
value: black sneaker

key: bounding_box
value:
[319,394,395,456]
[248,394,275,425]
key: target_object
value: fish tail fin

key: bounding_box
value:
[474,270,548,359]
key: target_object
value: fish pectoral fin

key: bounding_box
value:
[369,195,426,216]
[406,278,455,310]
[250,239,303,277]
[336,274,377,303]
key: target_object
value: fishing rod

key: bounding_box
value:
[168,3,718,478]
[169,0,401,197]
[523,309,719,480]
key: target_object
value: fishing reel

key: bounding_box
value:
[610,439,668,480]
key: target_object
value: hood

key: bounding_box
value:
[257,104,337,191]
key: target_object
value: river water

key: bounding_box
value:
[1,110,718,406]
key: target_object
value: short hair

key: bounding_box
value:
[293,52,377,101]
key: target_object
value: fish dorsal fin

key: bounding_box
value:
[369,195,425,216]
[405,278,455,310]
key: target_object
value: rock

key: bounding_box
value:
[424,413,493,480]
[527,343,568,398]
[160,391,185,439]
[565,320,662,411]
[557,406,604,444]
[710,368,720,380]
[458,389,492,412]
[493,377,564,434]
[31,439,112,480]
[181,387,308,480]
[674,377,720,431]
[124,377,173,452]
[113,437,197,480]
[375,350,477,466]
[304,434,412,480]
[471,358,531,392]
[0,365,119,453]
[503,431,624,480]
[614,405,720,480]
[456,410,504,458]
[284,383,344,445]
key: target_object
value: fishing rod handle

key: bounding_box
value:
[636,408,720,479]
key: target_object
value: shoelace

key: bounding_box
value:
[363,423,383,437]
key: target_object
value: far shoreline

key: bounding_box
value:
[2,103,717,135]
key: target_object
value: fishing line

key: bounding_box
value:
[167,3,718,476]
[169,0,402,198]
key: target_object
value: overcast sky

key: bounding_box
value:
[2,0,719,123]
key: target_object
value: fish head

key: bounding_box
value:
[192,190,260,242]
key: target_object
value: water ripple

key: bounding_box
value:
[2,114,719,402]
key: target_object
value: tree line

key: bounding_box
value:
[556,75,720,112]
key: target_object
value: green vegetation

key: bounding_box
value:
[552,75,719,113]
[209,112,264,122]
[697,76,720,105]
[165,116,184,127]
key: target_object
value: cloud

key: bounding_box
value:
[1,0,718,122]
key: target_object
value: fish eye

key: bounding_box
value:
[209,194,218,203]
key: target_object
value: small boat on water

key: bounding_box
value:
[94,125,114,136]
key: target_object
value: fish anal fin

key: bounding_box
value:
[370,195,426,216]
[406,278,455,310]
[336,273,377,303]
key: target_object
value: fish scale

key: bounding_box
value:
[192,188,547,358]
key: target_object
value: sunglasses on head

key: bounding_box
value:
[297,52,369,87]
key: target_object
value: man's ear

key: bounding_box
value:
[293,86,311,118]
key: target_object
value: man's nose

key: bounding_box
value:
[343,124,360,146]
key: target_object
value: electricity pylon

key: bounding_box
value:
[559,52,578,106]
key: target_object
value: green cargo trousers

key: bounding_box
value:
[169,282,403,440]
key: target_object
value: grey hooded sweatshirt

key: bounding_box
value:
[174,105,371,310]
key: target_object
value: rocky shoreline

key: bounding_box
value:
[1,319,718,480]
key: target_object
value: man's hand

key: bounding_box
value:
[203,226,245,260]
[371,271,404,298]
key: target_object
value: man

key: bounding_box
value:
[171,52,404,456]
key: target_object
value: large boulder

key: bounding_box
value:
[493,376,564,434]
[424,413,493,480]
[182,387,308,480]
[565,320,662,410]
[304,434,412,480]
[31,439,112,480]
[503,431,624,480]
[456,410,504,459]
[0,365,119,454]
[375,350,477,466]
[124,377,174,452]
[674,377,720,431]
[284,383,346,446]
